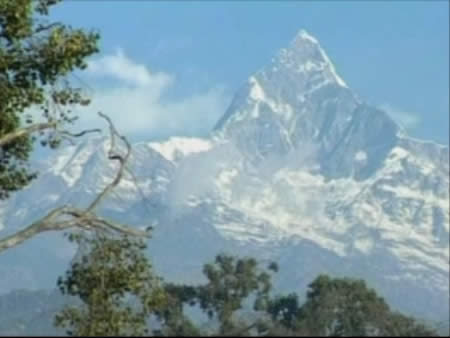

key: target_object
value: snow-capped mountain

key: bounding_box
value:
[0,29,448,321]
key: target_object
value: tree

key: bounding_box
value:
[199,255,278,335]
[0,0,98,199]
[161,254,279,336]
[0,0,148,253]
[291,275,439,337]
[266,293,300,331]
[153,283,203,336]
[55,232,167,336]
[54,244,440,337]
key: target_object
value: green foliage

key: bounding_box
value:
[153,284,202,337]
[292,275,439,337]
[54,233,166,336]
[159,268,440,337]
[198,254,273,332]
[266,293,299,330]
[162,254,278,336]
[0,0,99,200]
[54,241,440,337]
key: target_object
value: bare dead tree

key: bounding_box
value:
[0,112,150,254]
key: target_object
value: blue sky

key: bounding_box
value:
[51,1,448,144]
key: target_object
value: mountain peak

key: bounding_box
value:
[214,29,351,134]
[272,29,348,89]
[213,29,404,179]
[293,29,319,45]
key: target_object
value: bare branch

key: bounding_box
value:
[0,205,149,254]
[85,112,131,214]
[0,113,150,254]
[0,122,57,147]
[34,22,62,34]
[0,206,71,253]
[62,207,148,237]
[0,123,101,149]
[85,215,149,237]
[60,128,102,138]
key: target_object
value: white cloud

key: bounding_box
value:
[87,48,173,89]
[76,48,229,138]
[379,103,421,130]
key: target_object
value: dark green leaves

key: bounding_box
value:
[0,0,99,200]
[55,233,166,336]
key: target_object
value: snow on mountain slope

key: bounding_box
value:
[147,137,213,162]
[0,29,448,321]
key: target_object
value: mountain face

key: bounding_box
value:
[213,30,400,181]
[0,30,448,322]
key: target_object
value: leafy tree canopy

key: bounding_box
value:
[55,233,166,336]
[0,0,99,200]
[55,234,440,337]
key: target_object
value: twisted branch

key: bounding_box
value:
[0,112,150,254]
[0,122,58,147]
